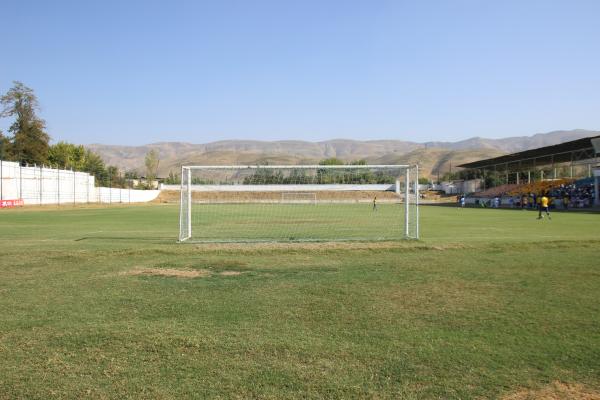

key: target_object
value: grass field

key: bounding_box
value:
[1,204,599,399]
[188,203,418,241]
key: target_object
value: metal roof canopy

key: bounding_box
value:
[457,135,600,170]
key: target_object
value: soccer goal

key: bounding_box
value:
[281,192,317,204]
[178,165,419,243]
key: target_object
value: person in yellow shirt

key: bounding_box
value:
[537,193,551,220]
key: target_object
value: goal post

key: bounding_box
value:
[178,164,419,243]
[281,192,317,204]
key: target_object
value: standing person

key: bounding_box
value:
[538,193,551,220]
[372,195,378,211]
[460,195,466,208]
[521,195,527,210]
[563,194,569,210]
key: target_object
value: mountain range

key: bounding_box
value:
[88,129,598,178]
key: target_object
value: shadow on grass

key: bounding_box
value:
[74,236,176,244]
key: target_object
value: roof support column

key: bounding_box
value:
[570,152,574,178]
[594,174,599,206]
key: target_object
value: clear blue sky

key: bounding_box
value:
[1,0,599,145]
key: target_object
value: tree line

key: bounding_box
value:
[239,158,399,185]
[0,81,156,188]
[162,158,401,186]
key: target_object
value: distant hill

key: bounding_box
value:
[370,148,506,179]
[88,129,599,179]
[423,129,596,153]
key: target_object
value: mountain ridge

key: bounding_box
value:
[88,129,599,178]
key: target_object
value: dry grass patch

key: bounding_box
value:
[122,268,211,278]
[122,268,246,278]
[190,241,471,253]
[502,381,600,400]
[219,271,243,276]
[383,279,501,319]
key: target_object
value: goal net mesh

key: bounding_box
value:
[179,165,419,242]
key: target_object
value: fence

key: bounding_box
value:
[0,160,160,205]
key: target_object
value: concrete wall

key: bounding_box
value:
[0,160,160,205]
[161,183,398,192]
[430,179,482,194]
[96,187,161,203]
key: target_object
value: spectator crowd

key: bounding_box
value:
[468,178,596,209]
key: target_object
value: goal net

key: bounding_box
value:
[281,192,317,204]
[179,165,419,243]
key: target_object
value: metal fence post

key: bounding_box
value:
[404,167,410,238]
[415,165,419,240]
[40,165,43,205]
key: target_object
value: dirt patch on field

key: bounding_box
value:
[502,381,600,400]
[219,271,243,276]
[190,241,470,253]
[123,268,211,278]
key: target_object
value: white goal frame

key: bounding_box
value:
[178,164,419,242]
[281,192,317,204]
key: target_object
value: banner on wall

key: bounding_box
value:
[0,199,24,208]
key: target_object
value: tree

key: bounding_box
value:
[319,157,344,165]
[0,81,50,165]
[124,170,139,180]
[106,166,127,188]
[83,150,108,185]
[164,170,180,184]
[48,142,86,169]
[0,130,10,160]
[144,149,160,184]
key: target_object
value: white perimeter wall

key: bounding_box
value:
[161,183,399,192]
[0,160,160,205]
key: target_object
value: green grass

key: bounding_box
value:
[0,204,599,399]
[190,203,415,241]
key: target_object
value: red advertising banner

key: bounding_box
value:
[0,199,24,208]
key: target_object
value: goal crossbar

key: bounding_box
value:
[180,164,411,170]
